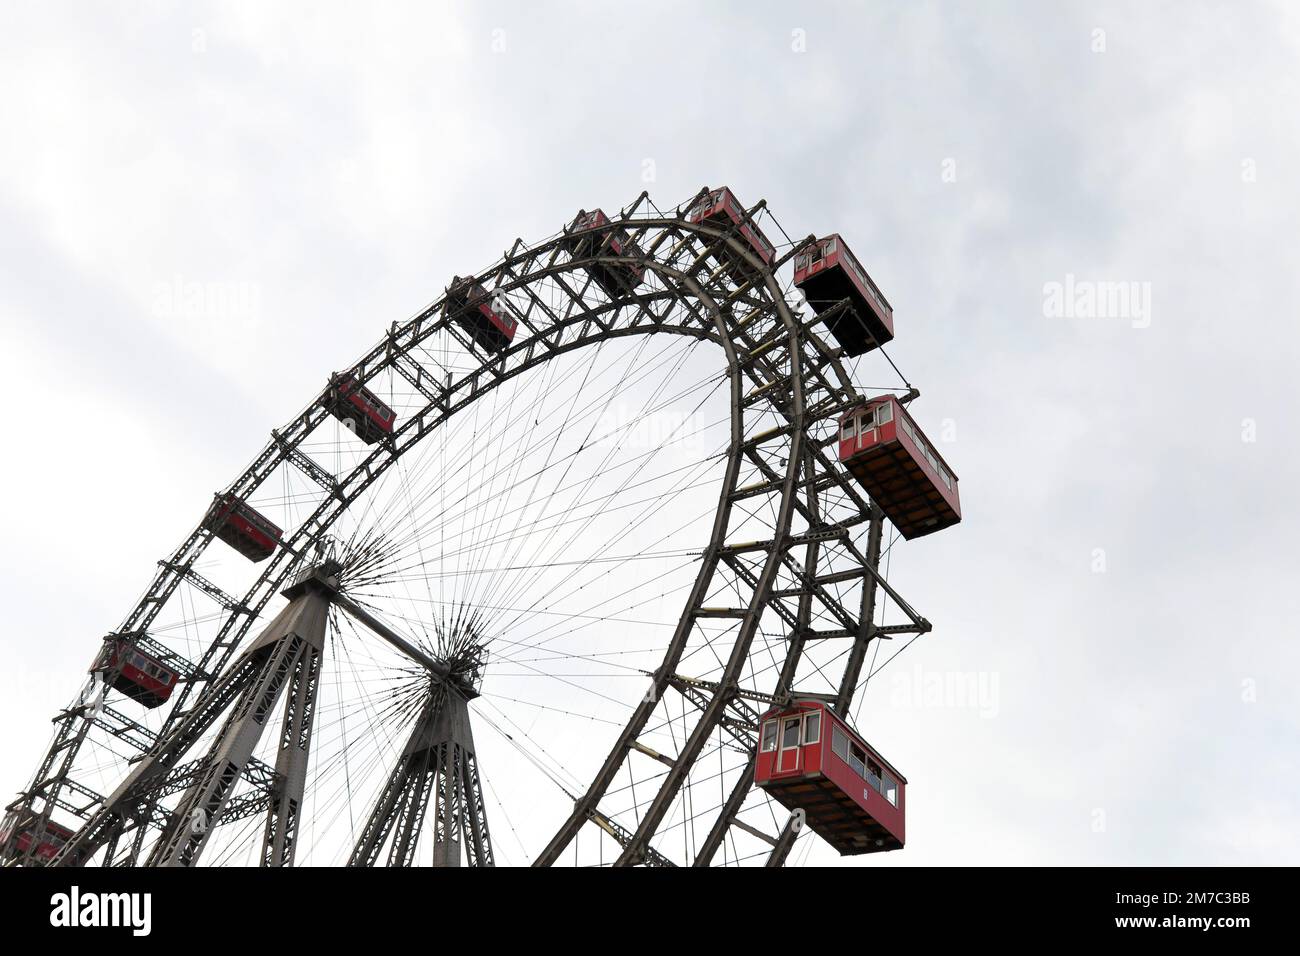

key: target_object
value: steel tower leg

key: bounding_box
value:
[431,741,463,868]
[146,587,330,867]
[348,686,494,867]
[261,639,324,866]
[460,748,492,867]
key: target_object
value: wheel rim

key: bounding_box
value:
[4,191,932,867]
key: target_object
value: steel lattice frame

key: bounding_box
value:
[2,188,932,867]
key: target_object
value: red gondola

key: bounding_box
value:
[322,373,395,445]
[2,818,74,862]
[91,636,179,709]
[446,276,518,353]
[838,396,960,539]
[203,493,282,562]
[560,208,646,296]
[687,186,775,279]
[794,235,895,356]
[755,699,906,855]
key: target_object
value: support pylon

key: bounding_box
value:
[146,577,329,867]
[348,685,494,867]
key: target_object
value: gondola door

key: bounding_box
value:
[774,714,803,776]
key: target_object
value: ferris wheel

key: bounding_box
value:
[0,187,961,868]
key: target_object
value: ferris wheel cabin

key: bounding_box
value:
[202,492,283,562]
[839,396,961,539]
[91,636,179,709]
[755,699,906,855]
[446,276,518,353]
[794,235,895,356]
[322,373,395,445]
[560,208,647,296]
[0,818,74,863]
[687,186,775,280]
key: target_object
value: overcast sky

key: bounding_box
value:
[1,1,1297,865]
